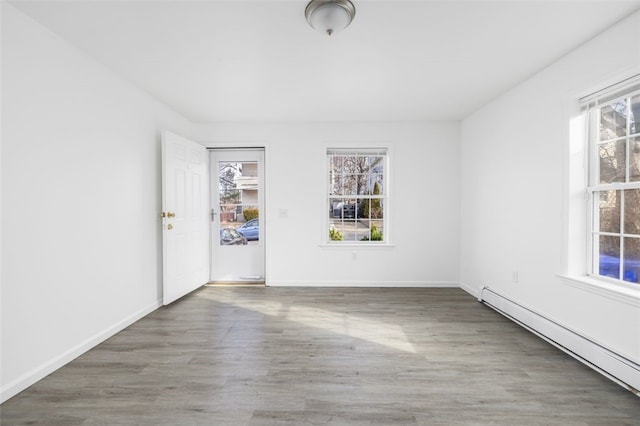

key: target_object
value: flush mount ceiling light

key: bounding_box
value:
[305,0,356,36]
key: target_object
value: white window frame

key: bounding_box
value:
[583,76,640,286]
[325,148,389,245]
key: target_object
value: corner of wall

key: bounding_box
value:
[458,282,479,299]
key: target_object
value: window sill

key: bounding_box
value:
[558,274,640,308]
[319,243,396,249]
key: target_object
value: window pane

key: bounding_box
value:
[328,161,337,195]
[356,174,370,195]
[624,189,640,236]
[631,137,640,182]
[329,223,344,241]
[598,235,620,279]
[598,140,626,183]
[330,155,343,171]
[327,150,386,243]
[358,199,369,219]
[600,100,627,141]
[589,87,640,284]
[367,156,385,173]
[598,190,620,233]
[331,175,345,196]
[339,220,359,241]
[356,220,373,242]
[623,237,640,283]
[631,94,639,135]
[341,174,357,195]
[358,197,383,220]
[371,173,384,195]
[330,198,356,219]
[342,156,360,173]
[369,220,384,242]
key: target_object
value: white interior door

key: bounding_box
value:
[210,149,265,282]
[161,131,209,304]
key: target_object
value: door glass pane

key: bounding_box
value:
[218,161,259,245]
[598,190,620,233]
[623,237,640,283]
[600,100,627,141]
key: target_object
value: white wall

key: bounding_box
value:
[194,122,461,287]
[0,4,195,402]
[461,11,640,364]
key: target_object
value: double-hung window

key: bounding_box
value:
[327,149,387,243]
[584,77,640,284]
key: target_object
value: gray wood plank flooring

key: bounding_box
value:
[1,287,639,425]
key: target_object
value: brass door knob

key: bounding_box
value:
[167,224,173,230]
[167,212,176,218]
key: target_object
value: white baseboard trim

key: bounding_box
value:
[478,287,640,396]
[458,281,479,299]
[0,299,162,404]
[266,280,460,288]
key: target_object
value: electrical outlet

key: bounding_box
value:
[512,271,519,283]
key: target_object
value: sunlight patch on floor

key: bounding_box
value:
[200,289,416,354]
[286,305,416,353]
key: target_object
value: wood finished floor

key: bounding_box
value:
[1,287,639,425]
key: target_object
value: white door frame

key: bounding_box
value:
[208,147,267,284]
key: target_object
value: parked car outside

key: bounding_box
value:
[236,218,259,241]
[220,228,247,245]
[332,202,356,219]
[599,254,640,283]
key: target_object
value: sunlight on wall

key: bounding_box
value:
[566,113,588,276]
[200,290,416,354]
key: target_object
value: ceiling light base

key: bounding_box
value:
[305,0,356,36]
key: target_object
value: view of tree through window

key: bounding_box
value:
[591,89,640,284]
[328,149,386,243]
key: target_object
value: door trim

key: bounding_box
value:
[208,147,266,284]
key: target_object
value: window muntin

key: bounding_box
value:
[328,149,386,243]
[587,84,640,284]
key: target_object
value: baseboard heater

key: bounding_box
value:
[478,286,640,396]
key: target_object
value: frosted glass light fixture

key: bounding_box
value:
[305,0,356,36]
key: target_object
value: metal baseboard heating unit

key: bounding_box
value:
[478,286,640,396]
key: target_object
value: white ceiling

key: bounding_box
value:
[9,0,640,122]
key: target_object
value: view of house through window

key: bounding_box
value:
[588,83,640,284]
[328,149,386,243]
[218,161,259,245]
